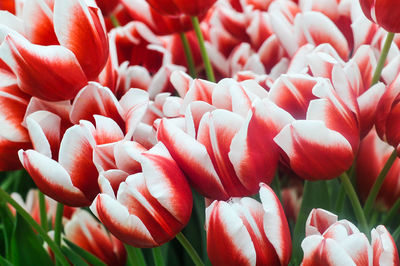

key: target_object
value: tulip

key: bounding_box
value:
[145,0,217,17]
[0,0,109,101]
[0,78,32,170]
[371,225,400,266]
[206,183,292,266]
[359,0,400,33]
[158,78,293,200]
[375,72,400,149]
[94,0,120,17]
[11,189,76,225]
[302,208,400,266]
[19,115,124,206]
[64,210,127,266]
[90,142,193,248]
[356,128,400,210]
[122,0,193,35]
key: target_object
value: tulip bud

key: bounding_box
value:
[359,0,400,33]
[206,184,292,266]
[145,0,217,17]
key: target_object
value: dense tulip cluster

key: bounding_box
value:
[0,0,399,265]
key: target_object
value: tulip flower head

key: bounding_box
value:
[359,0,400,33]
[145,0,217,17]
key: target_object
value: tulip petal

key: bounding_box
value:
[19,149,89,206]
[206,200,256,266]
[260,184,292,265]
[274,120,353,180]
[197,110,249,197]
[0,33,87,101]
[157,118,228,199]
[70,82,124,128]
[22,0,58,45]
[53,0,108,79]
[26,111,61,159]
[0,84,29,142]
[90,192,156,248]
[58,122,99,202]
[229,99,293,192]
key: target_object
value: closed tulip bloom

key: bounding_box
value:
[145,0,217,17]
[356,128,400,210]
[302,208,400,266]
[0,0,109,101]
[64,210,127,266]
[90,142,193,248]
[158,79,294,200]
[206,183,292,266]
[359,0,400,33]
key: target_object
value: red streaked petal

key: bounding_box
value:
[0,33,87,101]
[157,118,228,200]
[19,149,89,206]
[274,120,354,180]
[269,74,318,119]
[139,142,192,225]
[64,210,126,266]
[371,225,400,266]
[58,122,99,202]
[53,0,108,79]
[26,111,61,159]
[206,201,257,266]
[22,0,58,45]
[296,11,349,60]
[92,115,124,145]
[306,208,338,236]
[302,236,357,265]
[260,184,292,265]
[0,84,29,142]
[229,99,293,192]
[358,82,386,138]
[90,192,157,248]
[198,110,250,197]
[70,82,124,128]
[0,137,31,171]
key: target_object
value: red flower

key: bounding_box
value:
[359,0,400,33]
[90,142,193,248]
[302,208,399,266]
[206,184,292,266]
[145,0,217,17]
[64,210,127,266]
[356,128,400,210]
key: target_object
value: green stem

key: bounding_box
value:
[364,149,397,217]
[339,172,369,234]
[371,32,395,86]
[0,188,69,266]
[334,184,346,213]
[125,245,146,266]
[190,16,215,82]
[54,203,64,247]
[176,232,205,266]
[382,197,400,225]
[179,32,197,78]
[152,247,165,266]
[38,191,48,232]
[110,14,120,28]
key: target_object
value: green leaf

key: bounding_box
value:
[11,214,53,266]
[290,180,331,265]
[0,202,15,259]
[64,238,107,266]
[0,254,13,266]
[61,245,89,266]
